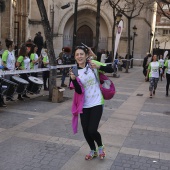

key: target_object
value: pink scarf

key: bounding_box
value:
[70,78,84,134]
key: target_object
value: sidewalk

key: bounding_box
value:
[0,67,169,170]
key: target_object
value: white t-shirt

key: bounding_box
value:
[100,54,106,63]
[34,53,39,69]
[7,50,15,70]
[165,60,170,74]
[24,57,30,70]
[78,66,103,108]
[159,59,164,68]
[149,61,160,78]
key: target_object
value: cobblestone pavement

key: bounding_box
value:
[0,67,170,170]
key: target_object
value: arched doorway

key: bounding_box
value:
[76,25,93,47]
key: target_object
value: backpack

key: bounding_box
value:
[99,73,116,100]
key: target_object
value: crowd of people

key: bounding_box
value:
[143,53,170,98]
[0,32,49,107]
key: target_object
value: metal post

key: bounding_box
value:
[131,32,135,68]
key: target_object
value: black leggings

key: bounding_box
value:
[80,105,103,151]
[166,73,170,93]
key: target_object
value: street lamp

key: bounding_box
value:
[155,39,160,55]
[131,25,137,68]
[155,39,158,48]
[116,12,122,24]
[149,32,153,53]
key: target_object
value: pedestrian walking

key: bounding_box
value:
[146,55,162,98]
[61,47,71,87]
[69,46,114,160]
[159,55,164,81]
[143,53,152,81]
[163,55,170,96]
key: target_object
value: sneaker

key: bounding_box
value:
[85,150,98,160]
[150,92,152,98]
[61,84,67,87]
[98,145,106,160]
[166,92,168,97]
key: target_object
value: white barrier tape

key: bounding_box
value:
[0,59,144,76]
[50,66,58,69]
[0,64,76,76]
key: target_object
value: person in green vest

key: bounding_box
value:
[42,49,49,91]
[29,44,42,77]
[16,45,30,100]
[2,39,16,101]
[163,55,170,96]
[146,55,162,98]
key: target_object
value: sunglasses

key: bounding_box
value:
[75,46,88,50]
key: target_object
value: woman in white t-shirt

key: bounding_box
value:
[16,45,30,100]
[69,46,114,160]
[2,39,16,101]
[146,55,162,98]
[29,44,41,77]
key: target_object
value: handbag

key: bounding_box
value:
[93,69,116,100]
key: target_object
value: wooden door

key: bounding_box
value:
[76,25,93,47]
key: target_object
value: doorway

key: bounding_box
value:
[76,25,93,47]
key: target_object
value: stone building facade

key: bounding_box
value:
[0,0,157,65]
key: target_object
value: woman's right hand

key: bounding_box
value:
[69,69,76,80]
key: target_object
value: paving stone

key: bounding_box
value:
[123,128,170,153]
[8,96,66,113]
[0,111,35,129]
[105,100,124,109]
[135,114,170,129]
[25,117,85,141]
[141,103,169,114]
[0,136,79,170]
[110,153,170,170]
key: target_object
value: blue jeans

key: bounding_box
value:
[61,68,67,85]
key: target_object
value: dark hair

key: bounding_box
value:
[18,45,27,57]
[147,53,151,57]
[28,44,37,57]
[5,39,13,49]
[74,46,89,55]
[151,54,158,62]
[63,47,71,53]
